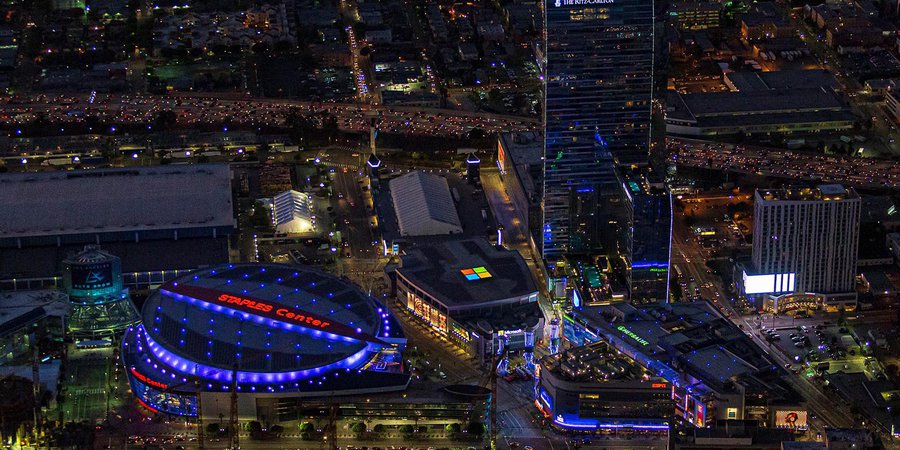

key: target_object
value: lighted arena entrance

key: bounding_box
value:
[763,293,822,315]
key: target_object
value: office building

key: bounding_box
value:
[746,185,860,310]
[620,168,673,303]
[669,1,722,31]
[543,0,655,257]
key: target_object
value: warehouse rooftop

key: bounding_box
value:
[0,164,234,239]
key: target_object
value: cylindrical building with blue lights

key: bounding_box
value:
[122,263,408,418]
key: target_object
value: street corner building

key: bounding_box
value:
[386,238,544,365]
[121,263,408,418]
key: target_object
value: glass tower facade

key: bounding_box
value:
[542,0,655,257]
[621,169,672,303]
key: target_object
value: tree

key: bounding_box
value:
[248,421,263,438]
[250,205,272,229]
[299,422,315,433]
[445,423,461,434]
[466,421,485,436]
[399,424,414,435]
[351,422,366,435]
[372,424,386,433]
[270,424,284,436]
[206,423,221,435]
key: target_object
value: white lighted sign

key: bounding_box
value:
[555,0,614,6]
[742,271,795,295]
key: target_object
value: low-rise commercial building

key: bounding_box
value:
[0,290,69,366]
[536,341,672,433]
[387,238,542,365]
[665,88,856,136]
[496,132,543,256]
[561,302,803,428]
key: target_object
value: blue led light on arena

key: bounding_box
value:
[121,263,409,417]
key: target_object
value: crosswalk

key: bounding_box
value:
[75,387,106,395]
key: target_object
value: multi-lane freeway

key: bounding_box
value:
[0,92,538,142]
[669,137,900,190]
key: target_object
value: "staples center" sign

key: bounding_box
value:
[161,283,386,345]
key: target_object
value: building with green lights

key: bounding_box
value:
[63,246,140,339]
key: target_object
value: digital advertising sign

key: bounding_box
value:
[774,410,808,429]
[70,262,115,291]
[742,271,795,295]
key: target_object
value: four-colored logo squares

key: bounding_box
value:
[461,266,492,281]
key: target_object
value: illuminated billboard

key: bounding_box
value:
[742,271,795,295]
[774,410,808,429]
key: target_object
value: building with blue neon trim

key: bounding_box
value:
[122,263,409,419]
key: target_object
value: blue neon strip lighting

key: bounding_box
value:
[632,261,670,269]
[137,325,372,384]
[552,416,669,431]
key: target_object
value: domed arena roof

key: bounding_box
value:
[122,263,408,413]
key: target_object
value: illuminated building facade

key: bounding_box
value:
[535,342,672,433]
[542,0,654,257]
[387,238,543,365]
[751,185,860,309]
[63,246,140,338]
[122,263,409,418]
[558,302,803,428]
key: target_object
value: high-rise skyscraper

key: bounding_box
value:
[621,168,672,303]
[542,0,655,257]
[748,185,860,309]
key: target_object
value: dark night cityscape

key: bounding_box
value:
[0,0,899,448]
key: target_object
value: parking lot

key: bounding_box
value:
[757,322,870,373]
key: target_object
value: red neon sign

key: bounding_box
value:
[162,283,387,345]
[131,367,168,390]
[651,383,668,389]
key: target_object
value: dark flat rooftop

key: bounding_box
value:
[396,238,538,310]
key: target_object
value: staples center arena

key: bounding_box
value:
[122,263,408,418]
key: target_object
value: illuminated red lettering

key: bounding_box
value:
[164,283,386,345]
[130,367,168,390]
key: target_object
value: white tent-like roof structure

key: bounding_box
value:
[271,190,315,234]
[389,171,462,237]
